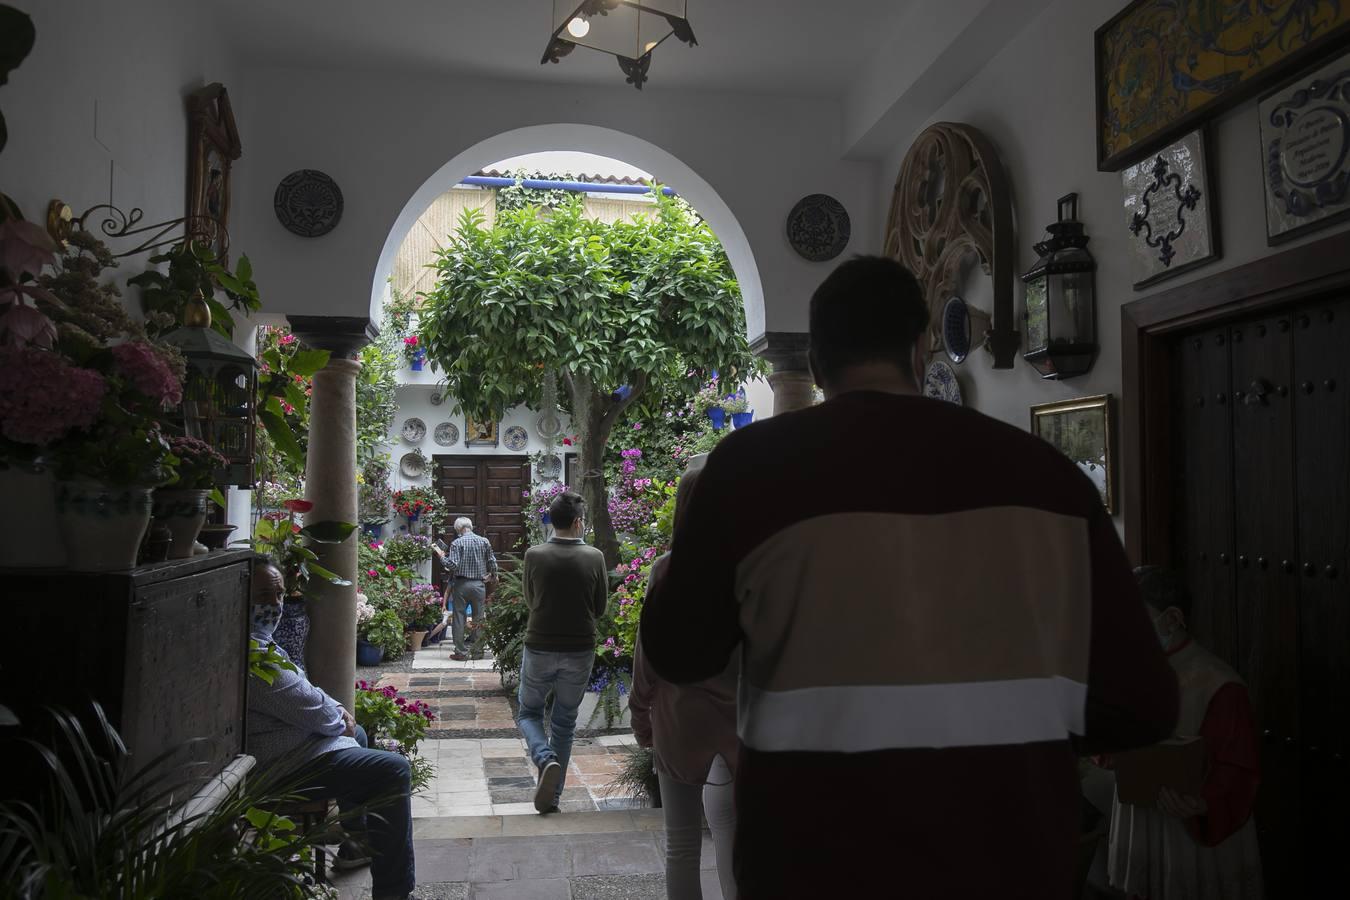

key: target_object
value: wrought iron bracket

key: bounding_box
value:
[45,198,229,260]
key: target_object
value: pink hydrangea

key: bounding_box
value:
[0,347,107,446]
[111,341,183,408]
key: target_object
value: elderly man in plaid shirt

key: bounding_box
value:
[434,517,498,661]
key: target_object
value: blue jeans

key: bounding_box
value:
[298,725,415,899]
[515,647,594,804]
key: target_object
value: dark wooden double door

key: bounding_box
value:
[1175,295,1349,888]
[431,456,529,582]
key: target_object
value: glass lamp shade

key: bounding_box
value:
[1021,194,1098,380]
[545,1,695,87]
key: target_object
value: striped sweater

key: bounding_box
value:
[640,390,1178,899]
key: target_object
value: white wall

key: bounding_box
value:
[883,0,1350,513]
[231,64,878,337]
[0,0,242,272]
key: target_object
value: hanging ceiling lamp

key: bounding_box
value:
[542,1,697,90]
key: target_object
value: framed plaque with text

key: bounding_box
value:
[1260,52,1350,245]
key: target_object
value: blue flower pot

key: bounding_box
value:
[707,407,726,430]
[731,411,754,429]
[361,522,386,540]
[356,639,385,667]
[410,351,425,372]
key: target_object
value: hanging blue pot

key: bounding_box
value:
[731,411,754,429]
[361,522,386,540]
[410,349,425,372]
[707,407,726,430]
[356,639,385,667]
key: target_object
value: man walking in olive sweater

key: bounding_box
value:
[515,491,610,813]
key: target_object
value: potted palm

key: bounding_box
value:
[154,436,227,558]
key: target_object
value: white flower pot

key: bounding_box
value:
[55,480,154,572]
[0,460,67,568]
[152,488,211,559]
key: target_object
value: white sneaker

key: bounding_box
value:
[534,760,561,813]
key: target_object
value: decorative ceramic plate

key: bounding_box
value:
[503,425,529,451]
[536,410,562,440]
[923,360,963,405]
[536,452,562,479]
[273,169,344,237]
[429,391,444,406]
[401,417,426,443]
[399,452,426,479]
[786,194,851,262]
[433,422,459,446]
[942,296,972,364]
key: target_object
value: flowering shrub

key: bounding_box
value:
[0,346,106,451]
[381,532,433,570]
[607,448,675,546]
[404,582,444,631]
[402,335,423,365]
[358,608,405,660]
[354,680,437,792]
[167,435,228,488]
[523,480,569,546]
[110,340,183,409]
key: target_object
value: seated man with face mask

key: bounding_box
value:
[247,556,421,900]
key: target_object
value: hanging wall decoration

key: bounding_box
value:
[433,422,459,446]
[465,417,498,447]
[1030,394,1115,514]
[1121,128,1219,289]
[1096,0,1350,171]
[503,425,529,451]
[273,169,344,237]
[922,360,963,406]
[1260,50,1350,245]
[786,194,851,262]
[885,122,1018,368]
[186,83,241,263]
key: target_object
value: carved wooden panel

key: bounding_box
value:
[884,122,1018,368]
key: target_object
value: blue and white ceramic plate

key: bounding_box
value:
[401,417,426,443]
[433,422,459,446]
[942,295,972,364]
[923,360,963,405]
[536,453,562,480]
[504,425,529,451]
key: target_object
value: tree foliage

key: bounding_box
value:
[419,192,756,565]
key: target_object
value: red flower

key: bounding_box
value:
[283,499,314,513]
[292,523,301,534]
[562,437,573,446]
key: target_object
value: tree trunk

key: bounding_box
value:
[569,375,621,569]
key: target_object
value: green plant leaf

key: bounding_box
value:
[259,410,306,466]
[209,488,228,509]
[300,520,358,543]
[287,348,332,378]
[306,561,352,585]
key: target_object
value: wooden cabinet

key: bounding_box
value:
[1,550,251,778]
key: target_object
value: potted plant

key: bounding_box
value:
[154,435,227,558]
[356,594,386,666]
[403,335,425,371]
[402,582,442,652]
[354,679,438,792]
[722,391,754,429]
[358,460,393,538]
[391,484,438,526]
[360,607,404,664]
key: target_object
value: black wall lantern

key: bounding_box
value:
[542,1,697,90]
[1021,193,1098,379]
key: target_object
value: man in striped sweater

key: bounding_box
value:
[640,256,1179,899]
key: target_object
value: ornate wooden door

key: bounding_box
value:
[431,456,529,582]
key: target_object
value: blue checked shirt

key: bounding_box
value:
[447,531,498,580]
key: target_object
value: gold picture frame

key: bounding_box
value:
[186,83,241,262]
[1030,394,1115,514]
[465,417,498,447]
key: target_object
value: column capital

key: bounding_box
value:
[287,315,379,359]
[750,330,810,373]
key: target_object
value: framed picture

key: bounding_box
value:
[1096,1,1350,171]
[1259,50,1350,245]
[1030,394,1116,514]
[465,417,498,447]
[186,83,241,262]
[1120,128,1220,289]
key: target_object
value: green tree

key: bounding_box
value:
[420,193,756,566]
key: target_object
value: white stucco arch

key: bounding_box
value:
[370,124,766,338]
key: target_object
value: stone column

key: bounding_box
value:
[751,331,815,416]
[288,315,377,713]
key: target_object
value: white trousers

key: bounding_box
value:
[656,753,737,900]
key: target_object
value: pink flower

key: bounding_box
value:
[284,499,315,513]
[0,347,106,446]
[367,569,379,577]
[562,437,573,446]
[282,401,296,414]
[632,423,642,430]
[386,564,395,572]
[279,333,297,345]
[110,341,183,408]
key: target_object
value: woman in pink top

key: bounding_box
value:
[631,456,739,900]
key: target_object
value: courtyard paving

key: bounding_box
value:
[338,647,726,898]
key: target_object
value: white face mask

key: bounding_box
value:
[1152,610,1178,651]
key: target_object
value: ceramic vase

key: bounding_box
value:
[731,411,754,429]
[153,488,211,559]
[707,407,726,430]
[0,459,67,569]
[55,480,154,572]
[410,349,426,371]
[406,629,427,653]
